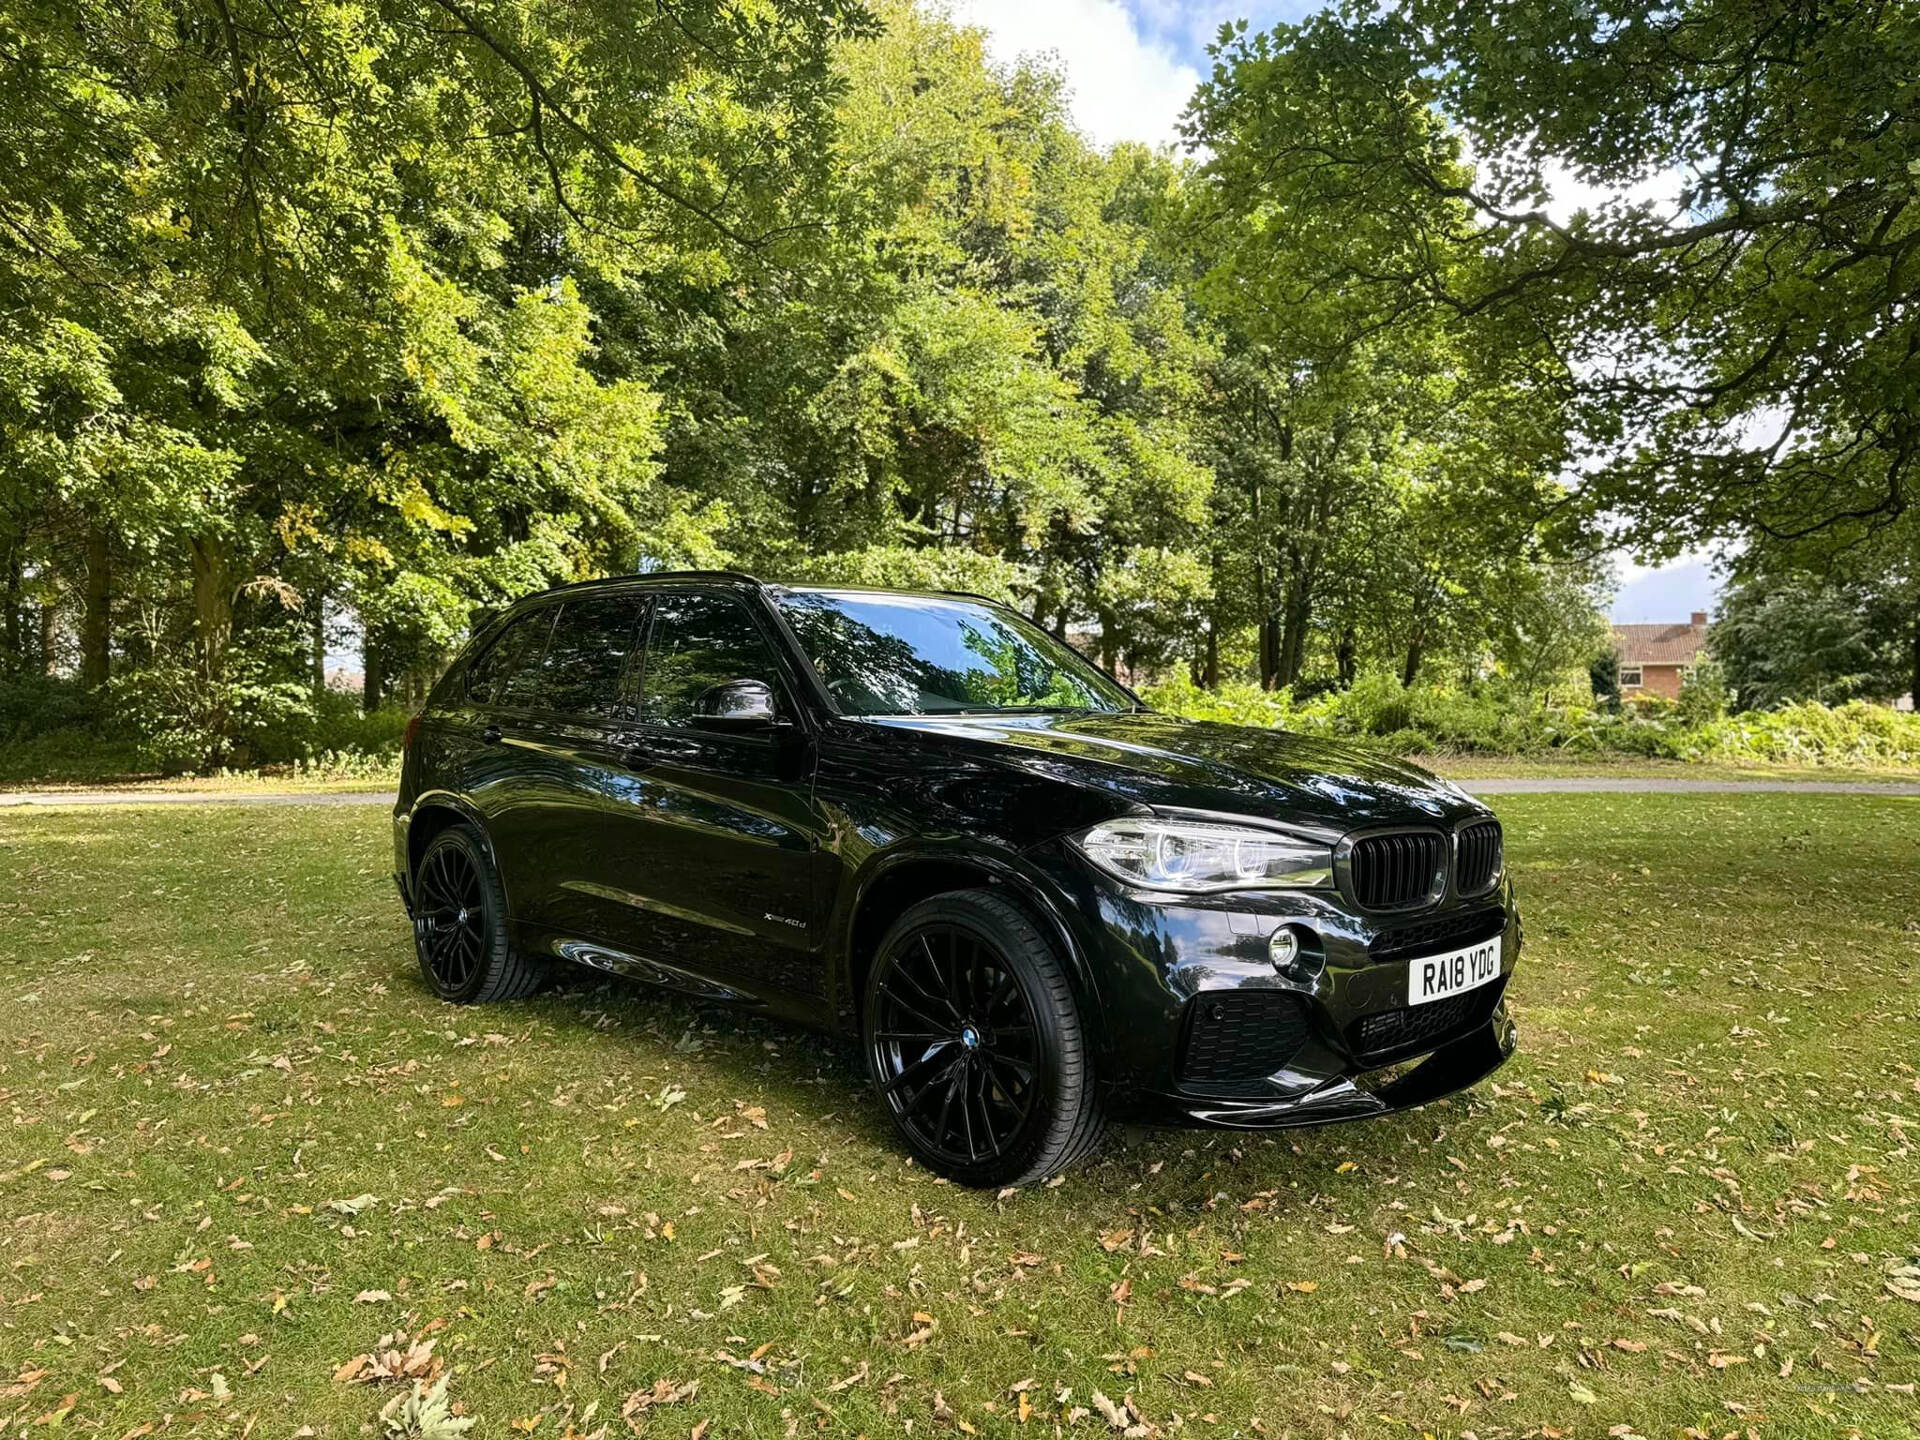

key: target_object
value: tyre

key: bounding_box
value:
[411,824,545,1004]
[863,888,1105,1187]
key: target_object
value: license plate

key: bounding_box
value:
[1409,937,1502,1007]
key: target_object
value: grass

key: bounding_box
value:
[3,796,1918,1440]
[1421,754,1920,784]
[0,771,400,797]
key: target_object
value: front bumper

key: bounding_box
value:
[1136,1004,1515,1129]
[1036,848,1521,1128]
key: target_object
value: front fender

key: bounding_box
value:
[825,838,1112,1068]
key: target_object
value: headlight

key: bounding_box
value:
[1071,817,1333,893]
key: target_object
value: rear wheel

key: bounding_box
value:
[412,824,544,1004]
[863,889,1104,1187]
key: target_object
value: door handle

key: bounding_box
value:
[480,724,503,744]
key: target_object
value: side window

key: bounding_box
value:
[467,609,553,706]
[538,595,644,718]
[496,608,559,709]
[640,593,784,728]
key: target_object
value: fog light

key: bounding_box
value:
[1268,926,1299,971]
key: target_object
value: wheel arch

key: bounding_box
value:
[405,793,513,917]
[832,844,1105,1051]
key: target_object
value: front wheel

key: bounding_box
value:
[863,889,1105,1187]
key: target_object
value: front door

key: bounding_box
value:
[606,589,826,1004]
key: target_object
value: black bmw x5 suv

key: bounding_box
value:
[394,571,1519,1185]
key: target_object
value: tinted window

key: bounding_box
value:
[467,608,554,705]
[496,607,559,708]
[641,593,783,728]
[775,591,1131,715]
[539,595,643,717]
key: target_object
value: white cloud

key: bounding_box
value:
[1609,548,1731,624]
[947,0,1201,149]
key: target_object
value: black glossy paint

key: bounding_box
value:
[395,572,1520,1128]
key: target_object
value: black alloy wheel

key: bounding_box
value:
[416,839,486,992]
[864,889,1104,1186]
[412,824,545,1004]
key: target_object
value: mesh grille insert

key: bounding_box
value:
[1369,905,1506,965]
[1348,830,1446,910]
[1348,977,1506,1063]
[1178,990,1312,1085]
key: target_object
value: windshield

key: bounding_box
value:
[775,590,1135,717]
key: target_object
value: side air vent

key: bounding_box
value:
[1455,820,1504,897]
[1178,991,1311,1085]
[1346,830,1446,911]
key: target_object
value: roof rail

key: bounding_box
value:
[937,588,1013,609]
[504,569,765,603]
[633,568,764,587]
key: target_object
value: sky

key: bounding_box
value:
[946,0,1722,625]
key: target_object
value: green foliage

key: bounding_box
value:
[1186,0,1920,550]
[382,1377,476,1440]
[1144,671,1920,771]
[1674,659,1730,726]
[0,0,868,765]
[1713,570,1915,709]
[0,675,101,740]
[26,0,1905,778]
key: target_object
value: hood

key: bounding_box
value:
[863,710,1481,834]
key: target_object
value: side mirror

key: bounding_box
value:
[692,678,780,731]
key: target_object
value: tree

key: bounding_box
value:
[0,0,869,755]
[1713,569,1914,709]
[1185,0,1920,563]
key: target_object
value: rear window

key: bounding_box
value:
[466,608,555,705]
[539,594,644,717]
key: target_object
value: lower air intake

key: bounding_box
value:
[1178,990,1311,1085]
[1348,977,1507,1064]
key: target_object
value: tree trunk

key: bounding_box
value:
[39,600,57,675]
[310,591,327,703]
[1,538,20,678]
[1203,620,1219,689]
[81,525,111,689]
[1276,566,1313,688]
[1258,614,1280,689]
[188,536,233,682]
[362,629,385,714]
[1910,608,1920,705]
[1335,626,1356,688]
[1401,635,1424,688]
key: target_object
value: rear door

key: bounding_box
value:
[607,589,827,1002]
[492,590,654,945]
[455,601,560,867]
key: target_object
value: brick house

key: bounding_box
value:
[1611,611,1710,700]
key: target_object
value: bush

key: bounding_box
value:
[1150,669,1920,770]
[0,675,105,740]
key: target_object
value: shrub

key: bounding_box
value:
[0,675,105,740]
[1151,670,1920,770]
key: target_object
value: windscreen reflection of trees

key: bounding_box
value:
[781,598,1126,715]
